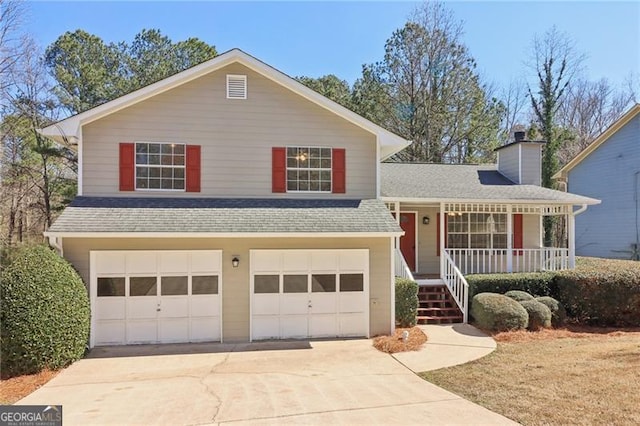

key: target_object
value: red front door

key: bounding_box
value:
[398,212,416,271]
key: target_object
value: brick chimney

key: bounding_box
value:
[495,132,545,185]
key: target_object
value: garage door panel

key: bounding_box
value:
[127,320,157,343]
[126,252,157,274]
[339,251,368,271]
[95,299,126,320]
[190,318,220,341]
[338,293,365,313]
[339,313,367,336]
[311,251,338,271]
[310,294,337,314]
[158,319,189,343]
[159,298,189,318]
[191,252,220,273]
[253,317,280,340]
[95,321,125,345]
[191,296,220,317]
[252,251,282,273]
[282,251,309,272]
[158,252,189,273]
[309,315,337,337]
[96,252,126,275]
[253,295,279,315]
[127,298,157,319]
[280,315,308,338]
[280,295,308,315]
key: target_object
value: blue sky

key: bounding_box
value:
[25,1,640,91]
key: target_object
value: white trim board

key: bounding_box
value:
[45,231,404,238]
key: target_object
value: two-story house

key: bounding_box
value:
[41,49,598,347]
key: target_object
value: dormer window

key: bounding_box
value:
[227,75,247,99]
[135,142,185,190]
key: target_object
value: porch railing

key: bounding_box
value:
[445,248,570,275]
[394,248,414,281]
[442,250,469,322]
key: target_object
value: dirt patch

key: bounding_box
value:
[422,329,640,425]
[0,369,60,404]
[373,327,428,353]
[490,325,640,343]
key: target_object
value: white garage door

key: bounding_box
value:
[250,249,369,341]
[91,250,222,346]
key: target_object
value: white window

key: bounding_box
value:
[135,142,185,190]
[226,74,247,99]
[447,213,507,249]
[286,147,332,192]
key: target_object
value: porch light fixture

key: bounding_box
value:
[232,256,240,268]
[422,216,430,225]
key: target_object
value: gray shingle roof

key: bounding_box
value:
[381,163,599,204]
[48,197,402,234]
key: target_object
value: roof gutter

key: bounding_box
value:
[43,231,404,239]
[380,196,601,206]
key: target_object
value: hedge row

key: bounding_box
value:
[466,257,640,327]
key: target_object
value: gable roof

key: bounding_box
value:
[381,163,599,205]
[553,103,640,180]
[44,197,402,236]
[39,48,410,160]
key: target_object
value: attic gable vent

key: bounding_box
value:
[226,74,247,99]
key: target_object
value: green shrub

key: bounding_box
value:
[396,278,419,327]
[470,292,528,331]
[535,296,566,327]
[466,272,556,300]
[1,245,90,377]
[505,290,535,302]
[554,257,640,326]
[519,300,552,331]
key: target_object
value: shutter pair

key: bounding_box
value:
[436,213,524,255]
[119,143,200,192]
[271,147,346,193]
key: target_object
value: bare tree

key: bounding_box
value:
[499,78,528,142]
[556,77,634,164]
[0,0,27,94]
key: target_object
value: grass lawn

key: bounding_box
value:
[421,328,640,426]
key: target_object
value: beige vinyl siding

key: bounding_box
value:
[520,144,542,186]
[497,145,520,183]
[82,63,376,198]
[62,236,392,342]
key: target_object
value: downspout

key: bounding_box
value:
[48,235,63,256]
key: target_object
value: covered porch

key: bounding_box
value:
[388,201,579,278]
[387,201,585,323]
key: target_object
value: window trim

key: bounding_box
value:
[285,146,333,193]
[447,213,508,250]
[134,141,186,192]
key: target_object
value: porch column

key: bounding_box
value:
[506,205,513,273]
[568,211,576,269]
[439,202,445,275]
[394,201,401,250]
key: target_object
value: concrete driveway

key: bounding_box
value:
[19,339,516,425]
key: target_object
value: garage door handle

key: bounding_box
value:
[156,308,161,312]
[308,302,312,308]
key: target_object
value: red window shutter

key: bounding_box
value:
[436,213,448,256]
[272,147,286,193]
[119,143,135,191]
[513,214,524,255]
[332,148,346,193]
[185,145,201,192]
